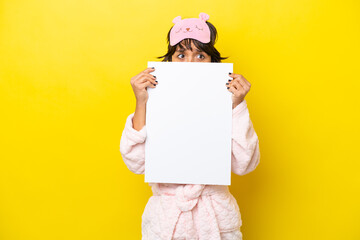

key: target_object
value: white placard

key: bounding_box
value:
[145,61,233,185]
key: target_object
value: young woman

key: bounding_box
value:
[120,12,260,240]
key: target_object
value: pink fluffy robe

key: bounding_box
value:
[120,99,260,240]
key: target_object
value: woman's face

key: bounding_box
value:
[171,41,211,62]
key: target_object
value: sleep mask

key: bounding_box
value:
[169,12,211,46]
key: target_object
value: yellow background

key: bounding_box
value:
[1,0,359,239]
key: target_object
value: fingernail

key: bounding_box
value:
[153,84,156,86]
[152,67,155,69]
[155,80,158,83]
[229,72,232,75]
[227,87,230,89]
[226,83,229,85]
[154,76,156,78]
[228,79,232,82]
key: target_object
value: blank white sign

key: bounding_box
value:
[145,61,233,185]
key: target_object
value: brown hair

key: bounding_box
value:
[156,21,229,62]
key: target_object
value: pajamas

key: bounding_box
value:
[120,99,260,240]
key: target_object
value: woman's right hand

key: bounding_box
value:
[130,67,157,104]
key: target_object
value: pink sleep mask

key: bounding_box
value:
[169,12,211,46]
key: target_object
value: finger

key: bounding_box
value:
[233,77,246,90]
[238,78,250,91]
[229,73,249,86]
[143,67,156,74]
[139,79,157,89]
[131,68,155,85]
[237,76,250,88]
[139,81,156,90]
[145,72,157,80]
[232,75,249,91]
[138,75,157,85]
[227,84,237,94]
[229,73,241,88]
[136,76,148,84]
[226,80,234,91]
[225,81,232,89]
[139,71,157,81]
[232,80,244,92]
[241,77,251,87]
[229,72,240,79]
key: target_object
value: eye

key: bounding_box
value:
[177,54,184,59]
[197,54,205,59]
[195,25,203,31]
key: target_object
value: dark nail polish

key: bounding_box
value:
[227,87,230,89]
[228,79,232,82]
[155,80,158,83]
[154,76,156,78]
[152,67,155,69]
[153,84,156,86]
[226,83,229,85]
[229,72,232,75]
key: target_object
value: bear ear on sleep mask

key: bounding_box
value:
[169,12,211,46]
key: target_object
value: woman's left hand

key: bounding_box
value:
[226,73,251,108]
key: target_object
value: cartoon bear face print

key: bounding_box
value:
[169,12,211,46]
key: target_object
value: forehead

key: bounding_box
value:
[176,45,203,52]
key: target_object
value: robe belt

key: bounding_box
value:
[151,183,230,240]
[152,183,229,210]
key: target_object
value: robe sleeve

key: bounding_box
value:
[119,112,146,175]
[120,100,260,176]
[231,99,261,176]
